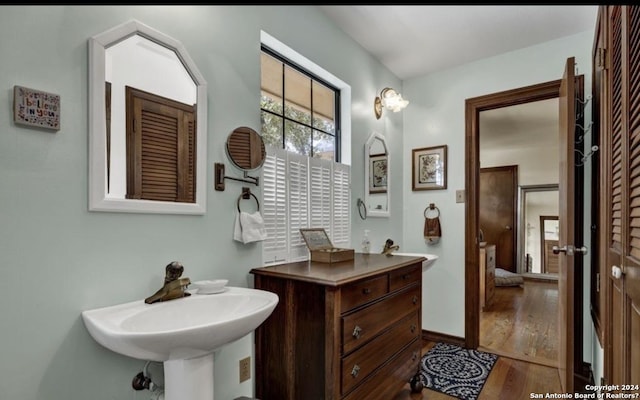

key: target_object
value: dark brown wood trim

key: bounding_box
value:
[421,329,466,348]
[465,79,561,350]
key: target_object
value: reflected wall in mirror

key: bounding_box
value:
[518,184,559,277]
[89,19,208,214]
[363,132,389,217]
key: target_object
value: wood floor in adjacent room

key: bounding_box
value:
[394,280,561,399]
[480,279,559,367]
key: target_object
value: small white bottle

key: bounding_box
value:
[361,230,371,254]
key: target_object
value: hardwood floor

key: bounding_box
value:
[480,280,558,367]
[393,280,561,399]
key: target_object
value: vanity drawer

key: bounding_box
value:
[341,311,420,394]
[342,284,420,354]
[342,337,422,400]
[389,263,421,292]
[340,274,389,313]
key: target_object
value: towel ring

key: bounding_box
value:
[357,198,367,220]
[424,203,440,219]
[237,188,260,212]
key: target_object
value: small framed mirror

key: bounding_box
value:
[88,19,208,214]
[363,131,389,217]
[226,127,266,172]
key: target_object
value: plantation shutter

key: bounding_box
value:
[332,162,351,248]
[262,146,351,265]
[288,152,310,261]
[309,158,333,237]
[262,147,288,265]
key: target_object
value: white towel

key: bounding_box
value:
[234,211,268,244]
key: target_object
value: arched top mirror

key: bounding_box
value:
[88,19,208,214]
[226,127,266,172]
[364,131,389,217]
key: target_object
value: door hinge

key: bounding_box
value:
[596,48,606,70]
[596,272,600,292]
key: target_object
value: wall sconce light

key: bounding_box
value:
[374,87,409,119]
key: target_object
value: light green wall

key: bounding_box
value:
[0,6,402,400]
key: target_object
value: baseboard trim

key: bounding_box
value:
[421,330,466,348]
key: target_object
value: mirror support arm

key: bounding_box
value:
[215,163,259,192]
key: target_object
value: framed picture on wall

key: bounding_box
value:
[369,153,388,193]
[412,145,447,191]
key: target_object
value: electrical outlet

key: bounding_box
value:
[239,356,251,383]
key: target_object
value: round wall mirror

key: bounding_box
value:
[225,127,266,171]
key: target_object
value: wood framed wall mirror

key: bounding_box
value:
[363,131,389,217]
[517,184,559,278]
[88,19,208,214]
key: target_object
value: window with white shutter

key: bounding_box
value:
[260,34,351,265]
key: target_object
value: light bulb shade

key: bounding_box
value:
[374,87,409,119]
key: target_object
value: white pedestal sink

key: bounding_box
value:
[82,286,279,400]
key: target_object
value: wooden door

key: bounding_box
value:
[601,5,640,387]
[557,56,586,393]
[480,166,517,272]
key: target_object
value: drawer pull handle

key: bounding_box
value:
[351,364,360,378]
[410,324,416,333]
[362,288,371,295]
[412,295,418,304]
[403,274,411,280]
[412,351,419,361]
[352,325,362,339]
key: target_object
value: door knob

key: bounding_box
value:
[505,225,512,230]
[574,246,588,254]
[552,245,588,256]
[612,265,623,279]
[552,245,567,254]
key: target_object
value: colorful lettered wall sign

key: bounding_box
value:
[13,85,60,131]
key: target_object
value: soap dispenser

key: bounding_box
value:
[361,230,371,254]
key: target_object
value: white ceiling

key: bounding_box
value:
[319,5,599,80]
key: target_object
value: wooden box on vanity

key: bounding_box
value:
[300,228,355,263]
[250,253,426,400]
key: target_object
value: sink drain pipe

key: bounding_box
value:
[132,361,164,399]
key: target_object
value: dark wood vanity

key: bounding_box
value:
[250,253,425,400]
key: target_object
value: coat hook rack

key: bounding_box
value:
[576,94,593,106]
[214,162,259,192]
[575,145,599,167]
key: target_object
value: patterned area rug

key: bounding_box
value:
[420,342,499,400]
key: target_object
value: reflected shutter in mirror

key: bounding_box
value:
[125,86,196,203]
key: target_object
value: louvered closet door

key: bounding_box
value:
[603,5,640,386]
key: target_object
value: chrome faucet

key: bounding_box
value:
[145,261,191,304]
[381,239,400,256]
